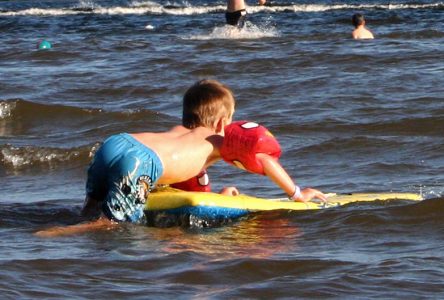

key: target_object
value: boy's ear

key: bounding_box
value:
[214,117,227,134]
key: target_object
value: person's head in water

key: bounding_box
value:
[351,13,374,39]
[352,13,365,28]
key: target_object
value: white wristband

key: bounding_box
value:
[290,185,302,201]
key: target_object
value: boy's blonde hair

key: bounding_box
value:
[182,79,235,129]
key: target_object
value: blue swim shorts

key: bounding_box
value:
[86,133,163,224]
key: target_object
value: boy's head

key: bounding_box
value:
[352,13,365,28]
[182,79,235,129]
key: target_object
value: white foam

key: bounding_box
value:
[0,4,222,16]
[1,145,80,168]
[129,0,160,8]
[249,2,444,13]
[1,2,443,16]
[419,184,444,199]
[2,8,80,16]
[76,0,97,9]
[187,21,279,40]
[161,5,224,15]
[0,101,15,119]
[1,146,30,167]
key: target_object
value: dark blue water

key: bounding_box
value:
[1,0,444,298]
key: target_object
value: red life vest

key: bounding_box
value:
[220,121,282,175]
[170,169,211,192]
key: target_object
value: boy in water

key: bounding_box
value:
[226,0,267,28]
[351,13,374,40]
[82,79,326,225]
[169,80,238,194]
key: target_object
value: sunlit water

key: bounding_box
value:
[1,0,444,298]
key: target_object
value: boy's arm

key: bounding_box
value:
[256,153,327,203]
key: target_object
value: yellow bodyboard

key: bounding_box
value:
[146,187,422,212]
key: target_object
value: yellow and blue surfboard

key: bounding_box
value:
[146,187,423,219]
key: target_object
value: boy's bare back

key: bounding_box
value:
[131,126,223,184]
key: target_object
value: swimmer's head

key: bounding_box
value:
[352,13,365,28]
[182,79,235,130]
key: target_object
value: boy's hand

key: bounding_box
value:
[295,188,328,203]
[258,0,266,5]
[220,186,240,196]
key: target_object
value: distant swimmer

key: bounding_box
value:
[226,0,267,28]
[351,13,374,40]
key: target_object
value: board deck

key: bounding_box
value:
[146,188,423,219]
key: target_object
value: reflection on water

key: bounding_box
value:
[155,213,301,260]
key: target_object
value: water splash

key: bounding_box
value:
[419,184,444,199]
[187,21,279,40]
[75,0,98,10]
[0,101,16,119]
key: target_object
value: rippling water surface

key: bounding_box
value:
[1,0,444,298]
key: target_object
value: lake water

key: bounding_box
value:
[1,0,444,298]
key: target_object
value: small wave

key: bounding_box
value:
[385,29,444,39]
[367,117,444,137]
[297,136,398,153]
[0,200,82,227]
[280,115,444,137]
[251,2,444,13]
[0,98,104,139]
[1,8,79,16]
[0,98,99,121]
[0,143,95,169]
[0,2,224,17]
[1,2,443,17]
[0,98,173,138]
[304,196,444,235]
[386,196,444,225]
[0,98,169,120]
